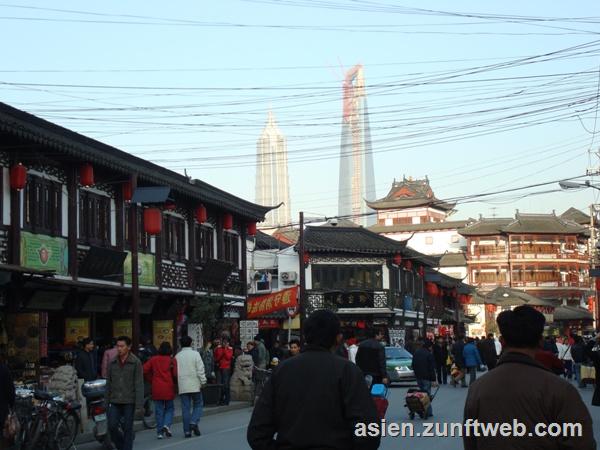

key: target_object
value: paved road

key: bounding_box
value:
[78,381,600,450]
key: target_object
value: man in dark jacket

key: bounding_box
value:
[571,335,586,388]
[247,310,380,450]
[464,306,596,450]
[412,339,437,418]
[0,356,15,448]
[432,337,447,384]
[106,336,144,450]
[75,337,98,381]
[355,328,388,385]
[451,335,467,387]
[481,333,498,370]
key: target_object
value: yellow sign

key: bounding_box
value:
[113,319,132,339]
[282,316,301,330]
[153,320,174,349]
[65,318,90,346]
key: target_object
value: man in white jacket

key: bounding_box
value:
[175,335,207,438]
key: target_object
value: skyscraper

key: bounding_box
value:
[338,64,376,227]
[255,111,291,228]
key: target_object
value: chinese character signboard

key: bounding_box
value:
[153,320,174,349]
[124,252,156,286]
[65,318,90,346]
[20,232,68,275]
[246,287,298,319]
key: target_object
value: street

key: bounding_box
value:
[77,381,600,450]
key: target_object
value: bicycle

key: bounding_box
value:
[142,394,157,429]
[253,368,272,406]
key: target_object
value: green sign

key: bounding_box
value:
[20,232,68,276]
[124,252,156,286]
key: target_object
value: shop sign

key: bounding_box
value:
[187,323,203,351]
[153,320,174,348]
[7,313,40,371]
[240,320,259,347]
[113,319,132,338]
[65,318,90,346]
[388,327,405,347]
[247,286,298,319]
[258,319,280,329]
[124,252,156,286]
[324,291,375,308]
[20,231,68,275]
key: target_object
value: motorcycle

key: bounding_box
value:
[82,379,112,450]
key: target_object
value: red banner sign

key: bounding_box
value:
[258,319,280,329]
[247,287,298,319]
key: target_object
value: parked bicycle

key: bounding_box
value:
[253,368,272,406]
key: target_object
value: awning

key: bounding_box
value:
[553,305,594,321]
[336,307,394,316]
[485,287,558,307]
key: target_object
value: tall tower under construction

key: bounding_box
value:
[255,111,291,228]
[338,64,376,226]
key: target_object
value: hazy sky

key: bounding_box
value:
[1,1,599,224]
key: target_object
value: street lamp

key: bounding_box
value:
[558,180,600,191]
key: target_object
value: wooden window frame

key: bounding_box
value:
[162,214,186,261]
[223,231,239,266]
[194,224,214,264]
[79,190,111,247]
[124,205,151,254]
[23,174,62,237]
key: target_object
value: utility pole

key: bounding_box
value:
[591,205,600,331]
[298,212,306,337]
[129,173,140,352]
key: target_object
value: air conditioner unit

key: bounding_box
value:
[280,271,297,282]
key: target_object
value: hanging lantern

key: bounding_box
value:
[595,278,600,291]
[403,259,413,271]
[451,288,458,298]
[195,205,207,223]
[425,282,438,296]
[122,181,133,202]
[143,208,162,235]
[79,163,94,186]
[588,295,595,313]
[303,252,310,266]
[393,253,402,265]
[10,163,27,190]
[418,266,425,277]
[247,222,257,236]
[485,304,497,313]
[223,213,233,230]
[164,201,176,211]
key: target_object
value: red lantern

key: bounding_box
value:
[247,222,257,236]
[223,213,233,230]
[10,163,27,190]
[588,296,595,313]
[425,282,438,297]
[143,208,162,235]
[393,253,402,265]
[418,266,425,277]
[485,304,497,313]
[122,181,132,202]
[595,278,600,291]
[451,288,458,298]
[79,163,94,186]
[404,259,413,271]
[195,205,207,223]
[303,252,310,265]
[164,201,176,211]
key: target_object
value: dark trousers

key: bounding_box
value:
[563,360,573,379]
[108,403,135,450]
[486,359,497,370]
[435,364,447,384]
[217,368,231,405]
[467,366,477,385]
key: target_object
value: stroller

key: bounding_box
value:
[405,386,439,420]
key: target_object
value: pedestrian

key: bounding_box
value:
[254,335,268,370]
[412,339,437,418]
[534,347,565,375]
[334,333,349,359]
[247,309,380,450]
[101,338,118,379]
[245,341,259,366]
[175,335,207,438]
[143,342,177,440]
[200,340,216,384]
[557,337,573,379]
[481,333,498,370]
[463,305,596,449]
[270,340,286,361]
[571,335,586,387]
[543,335,558,355]
[288,339,301,357]
[587,333,600,407]
[75,337,98,381]
[106,336,144,450]
[214,337,233,406]
[432,336,448,384]
[463,338,483,385]
[0,353,16,449]
[355,328,388,385]
[347,337,359,364]
[138,337,157,365]
[451,335,468,387]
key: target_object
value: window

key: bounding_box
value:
[311,265,383,290]
[399,269,414,294]
[223,231,239,266]
[79,190,111,246]
[23,174,62,236]
[162,215,186,261]
[194,225,214,264]
[425,236,433,245]
[124,205,151,253]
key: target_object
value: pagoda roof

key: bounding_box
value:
[369,219,471,234]
[366,177,455,212]
[459,212,587,236]
[560,207,591,226]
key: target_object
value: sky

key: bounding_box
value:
[1,1,600,225]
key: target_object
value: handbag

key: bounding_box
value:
[580,364,596,382]
[3,409,20,442]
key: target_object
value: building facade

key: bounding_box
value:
[0,102,271,380]
[255,111,291,228]
[338,65,376,227]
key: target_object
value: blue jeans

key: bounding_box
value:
[108,403,135,450]
[217,368,231,404]
[416,379,433,418]
[180,392,203,435]
[154,400,174,435]
[573,363,582,386]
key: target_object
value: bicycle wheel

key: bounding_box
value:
[54,411,79,450]
[23,418,42,450]
[142,397,156,429]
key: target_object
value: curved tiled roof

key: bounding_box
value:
[366,177,455,212]
[459,213,587,236]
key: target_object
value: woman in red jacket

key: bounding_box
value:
[143,342,177,439]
